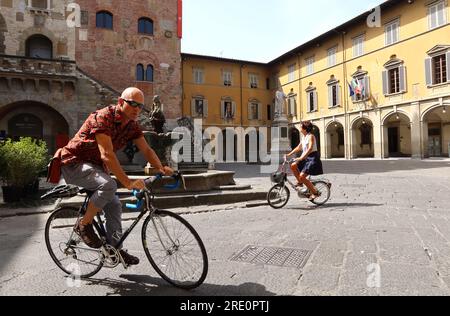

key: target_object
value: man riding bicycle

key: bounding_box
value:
[52,87,173,265]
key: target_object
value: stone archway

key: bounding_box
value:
[326,121,345,158]
[26,34,53,59]
[312,125,321,156]
[382,112,412,158]
[8,113,43,140]
[221,129,238,162]
[351,118,374,158]
[422,104,450,158]
[0,101,69,154]
[289,127,300,150]
[245,130,260,163]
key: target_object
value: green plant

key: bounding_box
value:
[0,137,49,187]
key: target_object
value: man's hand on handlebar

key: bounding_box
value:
[126,179,146,191]
[158,166,174,176]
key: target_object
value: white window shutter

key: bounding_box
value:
[191,99,196,116]
[364,76,370,100]
[328,86,332,107]
[336,85,340,107]
[382,70,389,95]
[232,102,236,118]
[446,52,450,82]
[307,92,311,112]
[399,66,406,92]
[314,91,318,112]
[425,58,432,86]
[248,103,252,120]
[204,100,208,118]
[220,101,225,119]
[258,103,262,120]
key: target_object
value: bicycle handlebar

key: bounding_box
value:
[126,171,186,209]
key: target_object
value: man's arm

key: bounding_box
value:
[96,133,144,190]
[133,136,169,174]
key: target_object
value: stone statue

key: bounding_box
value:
[149,95,166,134]
[274,89,287,119]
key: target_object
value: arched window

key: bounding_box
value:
[136,64,144,81]
[146,65,154,82]
[138,17,154,35]
[26,34,52,59]
[96,11,113,29]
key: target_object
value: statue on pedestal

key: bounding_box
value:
[274,89,287,120]
[149,95,166,134]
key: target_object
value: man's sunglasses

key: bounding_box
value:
[123,99,145,110]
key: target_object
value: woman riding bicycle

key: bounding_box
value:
[285,121,324,201]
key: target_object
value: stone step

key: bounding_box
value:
[213,185,252,191]
[58,188,267,211]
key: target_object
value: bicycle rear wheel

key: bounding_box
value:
[267,184,290,209]
[310,181,331,206]
[45,207,103,278]
[142,210,208,290]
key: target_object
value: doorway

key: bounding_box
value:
[388,127,399,156]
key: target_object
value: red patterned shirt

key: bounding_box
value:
[61,105,143,169]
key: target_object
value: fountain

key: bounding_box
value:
[124,97,236,193]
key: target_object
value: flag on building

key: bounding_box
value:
[348,81,355,97]
[351,78,362,95]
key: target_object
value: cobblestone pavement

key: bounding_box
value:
[1,159,450,296]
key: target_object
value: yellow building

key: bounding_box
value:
[183,0,450,161]
[181,54,273,162]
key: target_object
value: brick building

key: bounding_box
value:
[0,0,182,155]
[75,0,182,127]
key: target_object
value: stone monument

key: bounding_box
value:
[271,88,291,162]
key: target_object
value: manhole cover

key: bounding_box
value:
[230,245,312,269]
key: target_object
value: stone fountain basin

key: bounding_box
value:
[114,170,236,194]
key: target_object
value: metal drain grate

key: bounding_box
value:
[230,245,312,269]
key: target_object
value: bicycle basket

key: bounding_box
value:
[270,171,286,184]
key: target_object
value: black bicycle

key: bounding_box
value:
[42,172,208,290]
[268,158,332,209]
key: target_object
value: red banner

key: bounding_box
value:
[177,0,183,38]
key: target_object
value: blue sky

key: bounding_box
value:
[181,0,382,63]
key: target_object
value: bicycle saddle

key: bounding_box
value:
[41,185,80,200]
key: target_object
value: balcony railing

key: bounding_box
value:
[0,55,77,78]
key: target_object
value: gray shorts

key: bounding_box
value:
[61,163,117,210]
[61,163,123,247]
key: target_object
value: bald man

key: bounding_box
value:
[59,87,173,265]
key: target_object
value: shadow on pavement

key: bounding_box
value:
[0,214,41,275]
[86,275,276,296]
[321,202,384,208]
[284,202,383,211]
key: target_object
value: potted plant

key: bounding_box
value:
[0,137,48,203]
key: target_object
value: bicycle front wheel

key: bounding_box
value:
[142,210,208,290]
[45,207,103,279]
[267,184,290,209]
